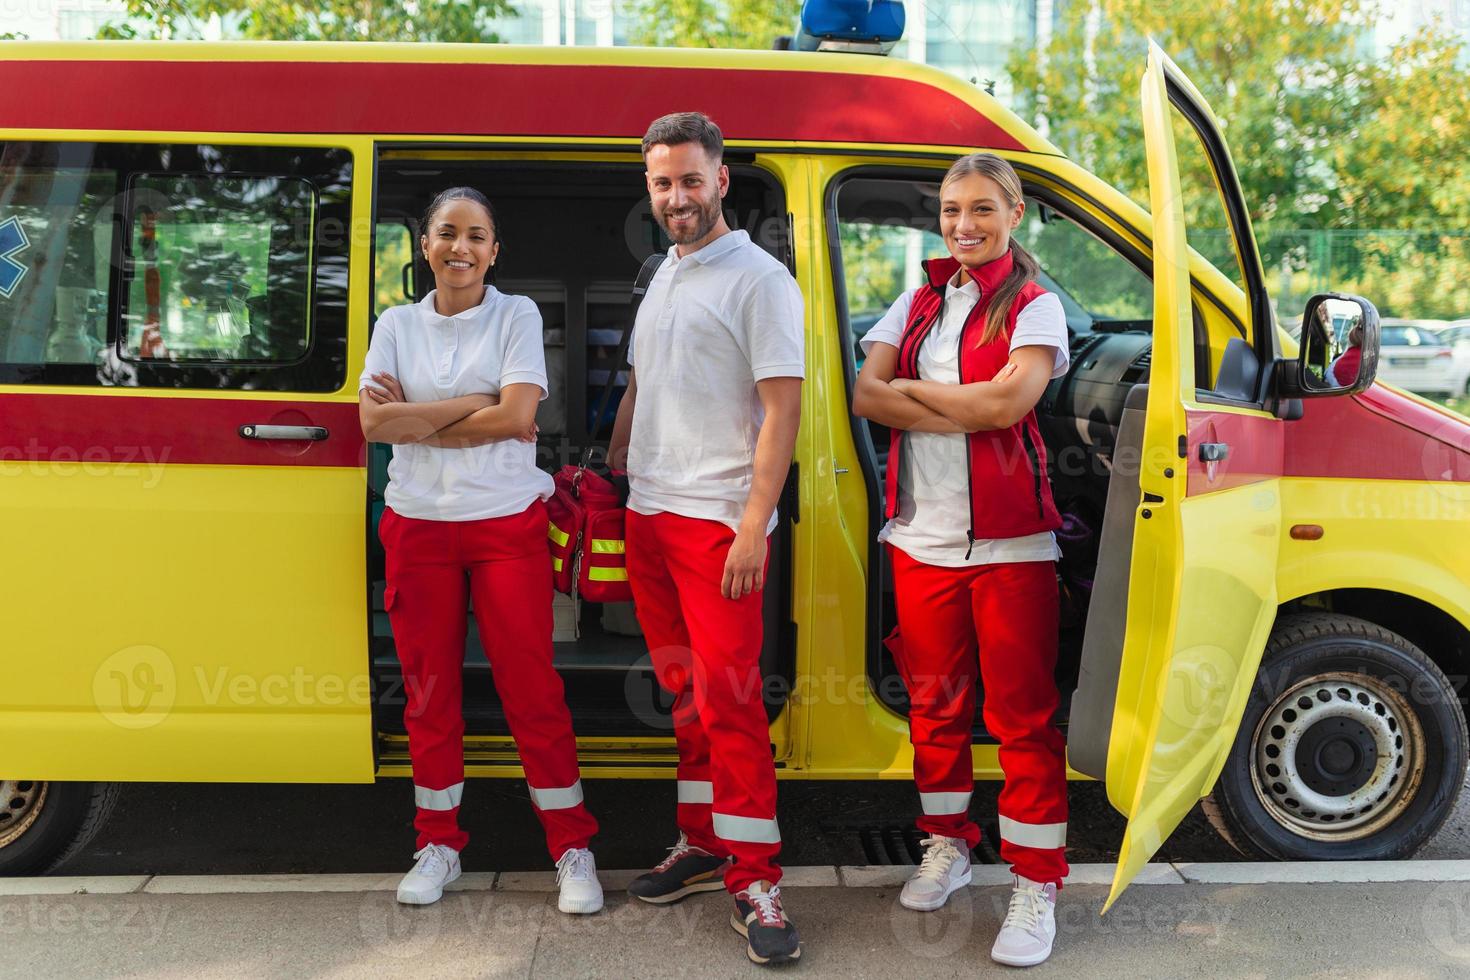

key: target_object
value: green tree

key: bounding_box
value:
[1338,29,1470,232]
[1009,0,1470,232]
[1009,0,1376,227]
[837,222,903,316]
[621,0,799,49]
[1008,0,1470,318]
[95,0,203,38]
[98,0,515,42]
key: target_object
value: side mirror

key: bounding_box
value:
[1289,292,1379,397]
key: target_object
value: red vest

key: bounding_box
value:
[1330,346,1362,387]
[886,249,1063,547]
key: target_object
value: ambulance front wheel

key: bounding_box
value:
[1204,613,1468,861]
[0,781,119,876]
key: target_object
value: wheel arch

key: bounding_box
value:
[1275,586,1470,716]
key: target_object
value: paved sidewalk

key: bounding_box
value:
[6,863,1470,977]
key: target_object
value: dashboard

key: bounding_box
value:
[1038,327,1153,488]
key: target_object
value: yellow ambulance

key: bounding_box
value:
[3,35,1467,908]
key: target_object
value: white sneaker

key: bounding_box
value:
[396,843,461,905]
[556,847,604,914]
[899,836,972,911]
[990,875,1058,967]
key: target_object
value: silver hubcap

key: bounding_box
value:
[1251,672,1424,841]
[0,780,47,849]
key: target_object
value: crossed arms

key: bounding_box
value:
[851,342,1056,433]
[358,371,539,447]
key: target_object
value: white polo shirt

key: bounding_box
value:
[359,286,554,522]
[626,230,805,534]
[860,274,1069,567]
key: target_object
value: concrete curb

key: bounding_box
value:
[141,872,499,895]
[1171,860,1470,884]
[8,860,1470,897]
[0,876,151,896]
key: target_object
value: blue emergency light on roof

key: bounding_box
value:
[795,0,906,55]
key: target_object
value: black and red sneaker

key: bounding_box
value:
[731,881,801,965]
[627,832,731,905]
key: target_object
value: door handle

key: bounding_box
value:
[1198,442,1229,463]
[239,424,329,441]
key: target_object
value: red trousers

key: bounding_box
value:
[625,510,780,893]
[889,545,1069,886]
[379,501,598,861]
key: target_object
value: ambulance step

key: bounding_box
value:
[819,821,1004,865]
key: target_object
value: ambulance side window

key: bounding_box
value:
[831,176,946,375]
[120,173,315,364]
[1016,203,1154,335]
[0,142,118,374]
[831,172,1154,372]
[1167,109,1272,399]
[0,141,351,391]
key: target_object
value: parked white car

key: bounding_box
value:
[1375,319,1470,397]
[1437,320,1470,351]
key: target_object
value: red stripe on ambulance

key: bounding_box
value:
[0,393,364,468]
[0,60,1027,150]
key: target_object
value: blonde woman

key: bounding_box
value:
[853,153,1070,967]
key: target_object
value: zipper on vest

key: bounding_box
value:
[904,310,937,378]
[1020,424,1045,520]
[957,293,979,556]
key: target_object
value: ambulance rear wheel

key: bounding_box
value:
[0,781,119,876]
[1204,614,1467,860]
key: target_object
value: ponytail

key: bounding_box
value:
[980,240,1040,346]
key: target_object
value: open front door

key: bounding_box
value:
[1096,42,1286,908]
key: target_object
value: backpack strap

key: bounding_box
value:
[579,251,667,470]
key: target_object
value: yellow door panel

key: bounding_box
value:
[1102,43,1284,908]
[1107,482,1279,897]
[0,459,373,782]
[0,135,374,783]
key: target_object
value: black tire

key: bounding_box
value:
[0,782,120,876]
[1203,613,1468,860]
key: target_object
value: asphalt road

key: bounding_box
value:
[52,770,1470,878]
